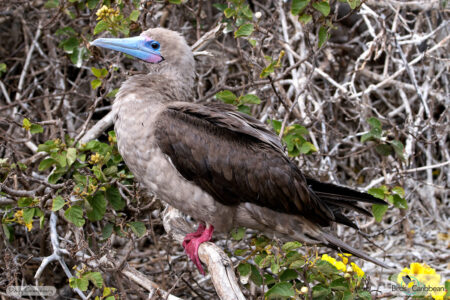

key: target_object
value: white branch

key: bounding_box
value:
[34,212,86,300]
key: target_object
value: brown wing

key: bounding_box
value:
[154,102,335,226]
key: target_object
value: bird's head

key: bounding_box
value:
[91,28,194,77]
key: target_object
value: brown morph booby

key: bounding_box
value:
[91,28,390,274]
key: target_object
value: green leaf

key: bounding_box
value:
[392,194,407,209]
[91,79,102,90]
[215,90,237,104]
[390,140,405,160]
[0,63,7,76]
[106,88,119,98]
[237,104,251,115]
[234,248,248,256]
[240,94,261,104]
[250,264,263,285]
[87,192,107,221]
[279,269,298,281]
[369,127,382,139]
[234,23,254,37]
[289,259,305,269]
[18,197,34,207]
[318,26,329,48]
[360,132,373,143]
[255,254,272,269]
[87,0,99,9]
[342,291,355,300]
[368,187,385,200]
[23,208,35,224]
[91,67,103,78]
[129,10,140,22]
[2,224,12,241]
[48,171,64,184]
[102,223,114,239]
[248,39,256,47]
[22,118,31,130]
[271,120,282,133]
[270,260,280,274]
[213,3,227,11]
[298,13,312,24]
[224,7,236,18]
[84,272,103,288]
[282,241,302,252]
[312,284,331,298]
[392,186,405,197]
[129,221,146,237]
[169,0,181,3]
[69,277,89,291]
[291,0,309,15]
[260,61,276,78]
[65,205,85,227]
[106,187,125,211]
[231,227,245,240]
[367,117,381,129]
[52,196,65,211]
[330,277,349,291]
[67,147,77,166]
[372,204,388,222]
[44,0,59,8]
[357,290,372,300]
[238,263,251,277]
[300,141,317,154]
[265,282,295,299]
[94,20,109,35]
[315,260,339,275]
[30,124,43,134]
[61,37,79,53]
[312,1,330,16]
[347,0,361,9]
[375,144,393,156]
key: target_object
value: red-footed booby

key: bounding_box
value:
[91,28,390,274]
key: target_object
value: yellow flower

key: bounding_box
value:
[89,152,102,164]
[24,221,33,231]
[335,261,346,272]
[338,253,351,265]
[96,5,120,20]
[13,210,33,231]
[321,254,336,266]
[14,210,23,219]
[320,254,348,272]
[351,262,365,278]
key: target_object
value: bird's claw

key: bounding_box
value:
[182,223,214,275]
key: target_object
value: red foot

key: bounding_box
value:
[182,223,214,275]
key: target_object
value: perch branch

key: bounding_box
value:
[162,205,245,300]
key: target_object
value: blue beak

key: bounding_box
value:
[90,35,164,63]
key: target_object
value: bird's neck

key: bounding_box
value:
[115,69,194,107]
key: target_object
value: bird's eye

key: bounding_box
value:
[150,41,160,50]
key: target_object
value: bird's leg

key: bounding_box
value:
[182,223,214,275]
[182,222,206,247]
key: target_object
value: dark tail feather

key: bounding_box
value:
[322,231,392,269]
[306,177,387,205]
[306,177,387,227]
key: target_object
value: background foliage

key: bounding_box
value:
[0,0,449,299]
